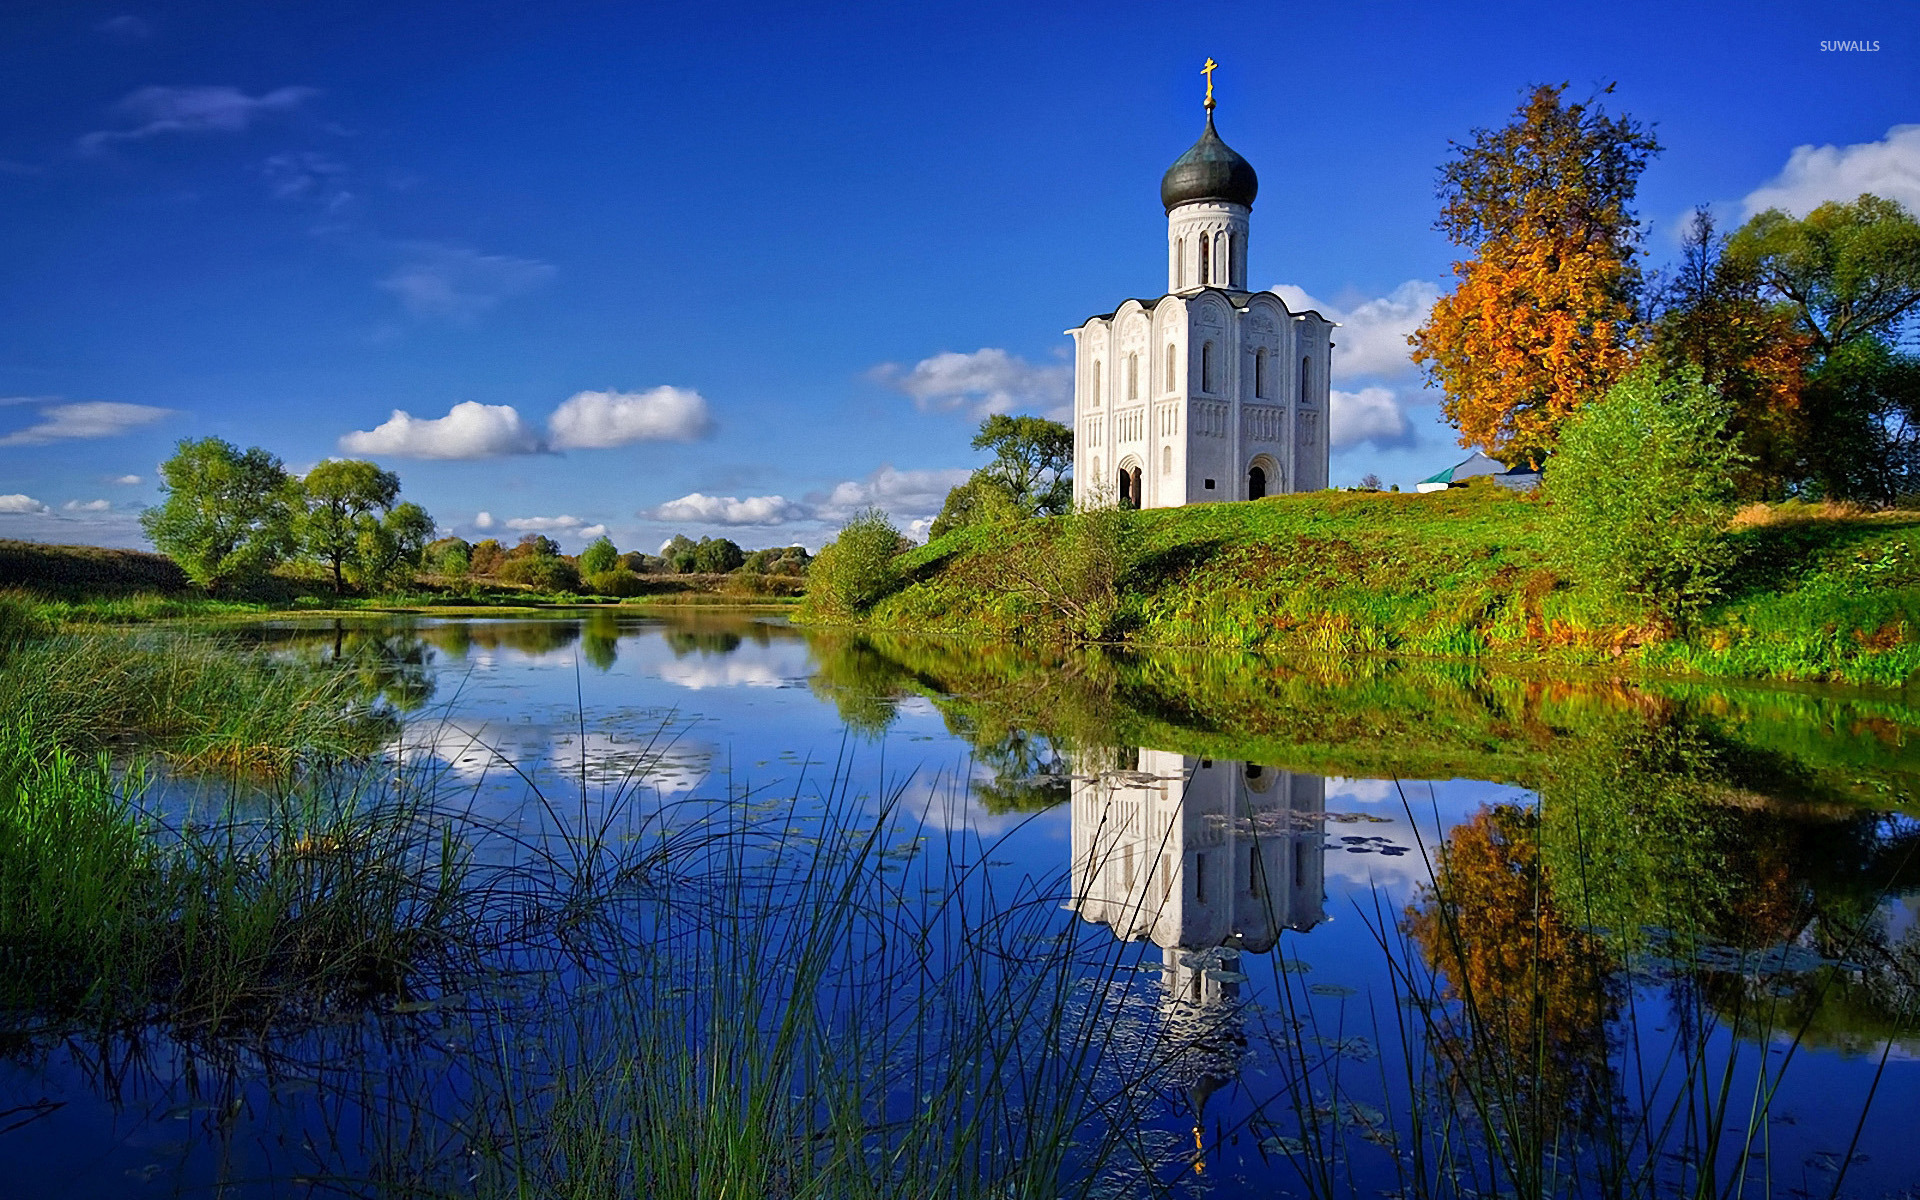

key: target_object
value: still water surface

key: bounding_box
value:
[10,609,1920,1197]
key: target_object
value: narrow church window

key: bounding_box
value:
[1255,348,1268,398]
[1165,344,1176,391]
[1300,356,1311,402]
[1162,445,1171,474]
[1175,239,1185,289]
[1215,231,1227,285]
[1127,353,1138,400]
[1091,360,1102,407]
[1092,457,1101,485]
[1201,342,1215,393]
[1198,236,1210,288]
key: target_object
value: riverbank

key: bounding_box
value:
[818,486,1920,688]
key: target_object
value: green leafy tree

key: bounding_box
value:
[579,535,619,577]
[141,437,297,591]
[691,536,745,574]
[425,537,472,576]
[804,508,905,618]
[1544,364,1748,629]
[298,459,401,593]
[469,538,506,576]
[930,473,1024,540]
[972,414,1074,516]
[662,534,698,573]
[354,501,436,592]
[1725,194,1920,498]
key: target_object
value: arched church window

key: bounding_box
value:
[1175,239,1185,289]
[1091,360,1102,407]
[1127,353,1139,401]
[1198,236,1210,288]
[1215,231,1227,285]
[1300,356,1311,402]
[1162,445,1172,474]
[1165,344,1176,392]
[1201,341,1215,393]
[1255,348,1268,398]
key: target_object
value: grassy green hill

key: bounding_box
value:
[821,485,1920,687]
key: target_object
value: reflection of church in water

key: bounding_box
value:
[1069,749,1327,1139]
[1071,749,1325,1004]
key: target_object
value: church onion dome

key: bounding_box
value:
[1160,114,1258,212]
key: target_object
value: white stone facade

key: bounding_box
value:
[1069,201,1333,509]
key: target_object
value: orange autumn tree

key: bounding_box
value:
[1412,84,1661,467]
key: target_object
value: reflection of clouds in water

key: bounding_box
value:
[891,762,1063,838]
[391,719,522,781]
[1326,777,1405,806]
[895,695,939,718]
[656,658,789,690]
[546,730,709,794]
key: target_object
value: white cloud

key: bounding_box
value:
[0,494,50,515]
[648,492,811,527]
[1331,387,1415,450]
[504,514,586,532]
[380,243,555,321]
[79,85,316,152]
[63,499,111,512]
[548,387,714,447]
[811,464,973,524]
[112,474,143,485]
[474,511,495,530]
[339,400,543,460]
[1743,124,1920,218]
[577,523,608,539]
[1270,281,1438,381]
[0,401,173,446]
[872,348,1072,419]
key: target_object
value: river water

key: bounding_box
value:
[9,608,1920,1198]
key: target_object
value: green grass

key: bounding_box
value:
[821,487,1920,686]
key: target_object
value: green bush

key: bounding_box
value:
[1545,364,1747,629]
[579,536,619,577]
[584,568,647,597]
[804,509,904,618]
[499,555,582,594]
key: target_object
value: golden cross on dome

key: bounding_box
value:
[1202,58,1218,111]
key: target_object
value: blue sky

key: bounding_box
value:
[2,0,1917,551]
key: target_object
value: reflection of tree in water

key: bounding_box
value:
[805,633,910,740]
[663,628,744,656]
[276,621,437,713]
[580,610,619,673]
[1537,707,1920,1051]
[1404,805,1621,1137]
[418,620,582,658]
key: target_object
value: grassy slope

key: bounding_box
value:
[859,486,1920,686]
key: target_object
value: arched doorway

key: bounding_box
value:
[1247,454,1279,502]
[1118,458,1144,510]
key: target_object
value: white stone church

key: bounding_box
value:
[1070,91,1333,508]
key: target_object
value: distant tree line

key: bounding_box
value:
[141,435,811,598]
[423,531,810,597]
